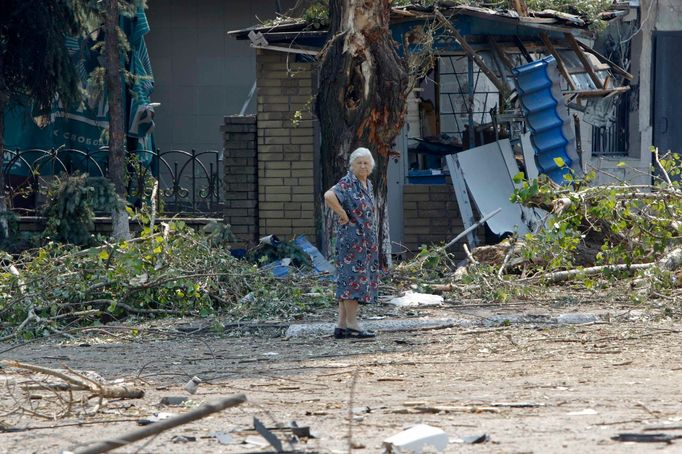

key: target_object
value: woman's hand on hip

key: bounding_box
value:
[338,212,350,225]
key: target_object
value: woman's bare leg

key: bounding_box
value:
[337,300,347,328]
[344,300,360,330]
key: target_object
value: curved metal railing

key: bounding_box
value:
[2,146,222,215]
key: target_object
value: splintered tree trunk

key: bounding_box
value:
[316,0,408,268]
[104,0,130,240]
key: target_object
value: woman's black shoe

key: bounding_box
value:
[346,328,376,339]
[333,327,348,339]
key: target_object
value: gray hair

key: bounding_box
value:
[348,147,375,172]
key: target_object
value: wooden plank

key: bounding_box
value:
[564,33,603,89]
[488,36,515,72]
[539,32,577,90]
[514,36,534,63]
[511,0,529,17]
[571,86,631,98]
[576,40,633,81]
[435,10,511,99]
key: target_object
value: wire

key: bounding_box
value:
[620,0,657,44]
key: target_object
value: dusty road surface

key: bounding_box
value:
[1,301,681,453]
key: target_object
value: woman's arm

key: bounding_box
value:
[324,190,350,225]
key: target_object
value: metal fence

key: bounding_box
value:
[2,147,222,215]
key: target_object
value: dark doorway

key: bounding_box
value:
[653,32,682,155]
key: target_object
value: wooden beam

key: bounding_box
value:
[488,36,515,72]
[564,33,603,89]
[435,10,511,99]
[569,86,631,98]
[539,32,577,90]
[576,40,634,81]
[514,36,534,63]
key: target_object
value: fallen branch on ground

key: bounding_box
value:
[71,394,247,454]
[1,360,144,399]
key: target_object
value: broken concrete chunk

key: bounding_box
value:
[383,424,449,453]
[159,396,188,406]
[211,431,234,445]
[184,376,202,394]
[170,435,196,443]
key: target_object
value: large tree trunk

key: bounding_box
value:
[104,0,130,240]
[0,89,8,240]
[316,0,408,268]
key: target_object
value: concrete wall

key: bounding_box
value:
[145,0,296,153]
[615,0,682,185]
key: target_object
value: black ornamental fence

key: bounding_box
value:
[2,147,222,215]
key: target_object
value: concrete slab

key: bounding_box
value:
[284,312,603,338]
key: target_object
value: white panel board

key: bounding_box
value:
[456,140,530,236]
[520,132,540,180]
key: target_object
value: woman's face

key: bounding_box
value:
[351,156,373,179]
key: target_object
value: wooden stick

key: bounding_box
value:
[564,33,603,89]
[1,360,144,399]
[539,32,576,90]
[72,395,247,454]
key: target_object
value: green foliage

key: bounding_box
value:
[302,3,330,29]
[0,0,83,110]
[42,174,96,246]
[0,223,334,339]
[87,177,121,213]
[511,154,682,273]
[526,0,612,27]
[248,238,312,269]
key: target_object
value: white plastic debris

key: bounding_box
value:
[567,408,598,416]
[383,424,449,453]
[183,376,202,394]
[387,291,444,308]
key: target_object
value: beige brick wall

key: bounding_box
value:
[403,182,469,261]
[256,49,316,242]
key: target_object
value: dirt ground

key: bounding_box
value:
[1,300,681,454]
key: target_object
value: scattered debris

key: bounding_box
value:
[211,431,234,445]
[383,424,449,454]
[611,433,682,443]
[138,412,176,426]
[183,376,202,395]
[170,434,196,443]
[451,433,491,444]
[70,394,246,454]
[254,417,284,453]
[159,396,188,406]
[567,408,598,416]
[387,291,444,307]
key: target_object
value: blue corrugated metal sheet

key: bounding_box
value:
[512,56,580,184]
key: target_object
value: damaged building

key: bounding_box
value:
[224,0,675,258]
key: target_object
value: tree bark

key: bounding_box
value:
[104,0,130,240]
[316,0,408,267]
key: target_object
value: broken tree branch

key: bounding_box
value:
[527,248,682,283]
[1,360,144,399]
[72,394,247,454]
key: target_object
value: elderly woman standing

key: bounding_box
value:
[324,147,379,339]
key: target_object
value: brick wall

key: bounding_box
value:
[403,182,469,261]
[222,115,258,245]
[256,49,316,242]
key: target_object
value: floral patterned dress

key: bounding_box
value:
[331,171,379,304]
